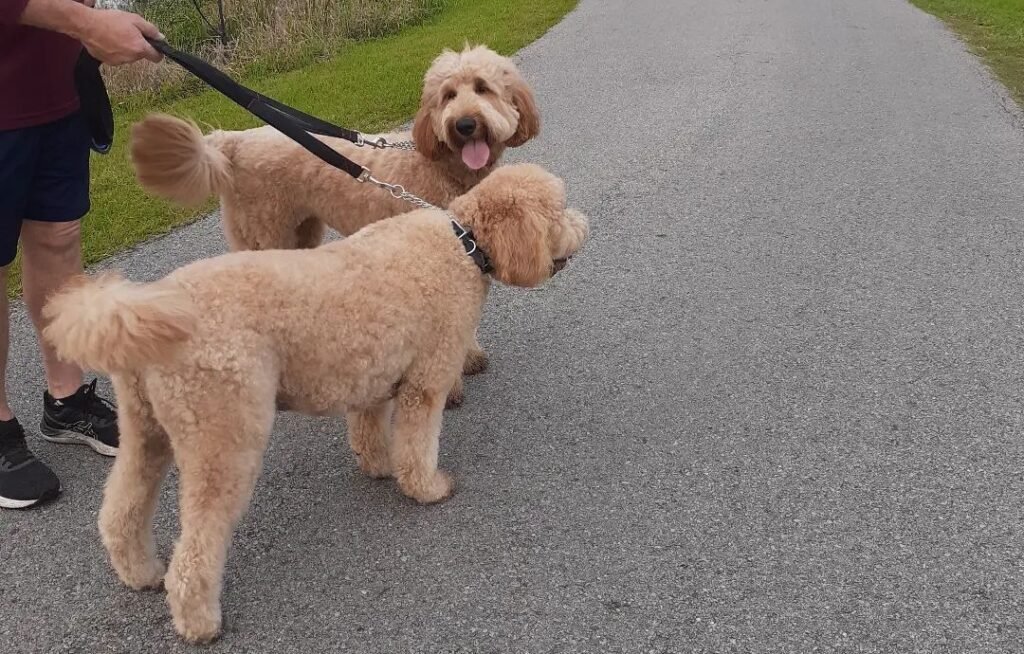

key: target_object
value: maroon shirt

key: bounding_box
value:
[0,0,84,130]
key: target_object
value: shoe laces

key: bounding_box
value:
[80,379,117,422]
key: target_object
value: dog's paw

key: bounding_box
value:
[445,388,464,409]
[172,605,222,644]
[462,348,489,375]
[445,379,464,410]
[118,557,166,591]
[400,470,455,504]
[166,572,223,643]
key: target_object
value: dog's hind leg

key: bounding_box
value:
[219,201,257,252]
[445,376,464,409]
[220,201,309,252]
[99,373,172,591]
[156,366,276,643]
[462,331,488,375]
[391,386,452,504]
[166,442,268,642]
[347,401,394,478]
[294,216,326,249]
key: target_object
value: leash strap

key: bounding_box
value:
[148,38,367,179]
[75,50,114,154]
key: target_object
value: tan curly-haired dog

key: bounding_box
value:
[42,164,587,643]
[129,45,539,389]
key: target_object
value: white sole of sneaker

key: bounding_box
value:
[0,495,42,509]
[0,484,61,509]
[40,429,118,457]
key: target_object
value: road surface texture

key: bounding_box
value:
[4,1,1024,652]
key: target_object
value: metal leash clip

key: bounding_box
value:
[355,133,386,149]
[355,134,418,151]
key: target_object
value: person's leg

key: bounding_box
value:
[0,119,34,419]
[0,259,59,510]
[20,218,83,398]
[0,264,11,421]
[26,111,119,457]
[0,121,61,509]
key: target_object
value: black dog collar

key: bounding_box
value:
[450,218,492,274]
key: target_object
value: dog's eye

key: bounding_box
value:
[443,90,457,102]
[474,80,490,94]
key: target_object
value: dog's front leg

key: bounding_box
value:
[347,401,394,478]
[392,387,453,504]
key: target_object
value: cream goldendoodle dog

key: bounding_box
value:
[129,45,539,251]
[130,43,540,390]
[43,164,587,643]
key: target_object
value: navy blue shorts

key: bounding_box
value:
[0,112,91,267]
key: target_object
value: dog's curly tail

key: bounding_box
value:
[130,113,232,207]
[42,272,198,375]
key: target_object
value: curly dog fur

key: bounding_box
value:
[129,44,540,394]
[128,44,539,250]
[43,164,588,643]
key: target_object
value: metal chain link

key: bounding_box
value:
[383,140,418,151]
[357,171,484,271]
[360,173,439,211]
[352,133,432,209]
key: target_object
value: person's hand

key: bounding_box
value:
[79,8,163,65]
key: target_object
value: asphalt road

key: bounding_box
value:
[5,1,1024,652]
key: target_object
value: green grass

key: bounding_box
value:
[910,0,1024,106]
[7,0,576,294]
[104,1,447,99]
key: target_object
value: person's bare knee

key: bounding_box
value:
[20,220,84,398]
[21,220,82,264]
[20,219,83,298]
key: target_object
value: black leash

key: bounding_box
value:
[153,43,360,142]
[148,37,367,179]
[75,51,114,154]
[147,38,491,274]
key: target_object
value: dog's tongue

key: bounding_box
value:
[461,140,490,170]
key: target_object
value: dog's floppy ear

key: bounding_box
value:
[478,208,551,287]
[489,219,552,288]
[454,165,561,287]
[454,186,552,286]
[506,73,540,147]
[413,104,442,160]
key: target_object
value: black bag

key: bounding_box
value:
[73,50,114,154]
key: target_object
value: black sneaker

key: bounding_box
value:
[41,379,118,457]
[0,418,61,509]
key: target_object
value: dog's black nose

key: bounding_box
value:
[455,116,477,137]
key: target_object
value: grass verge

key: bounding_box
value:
[909,1,1024,107]
[103,0,446,98]
[8,0,577,295]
